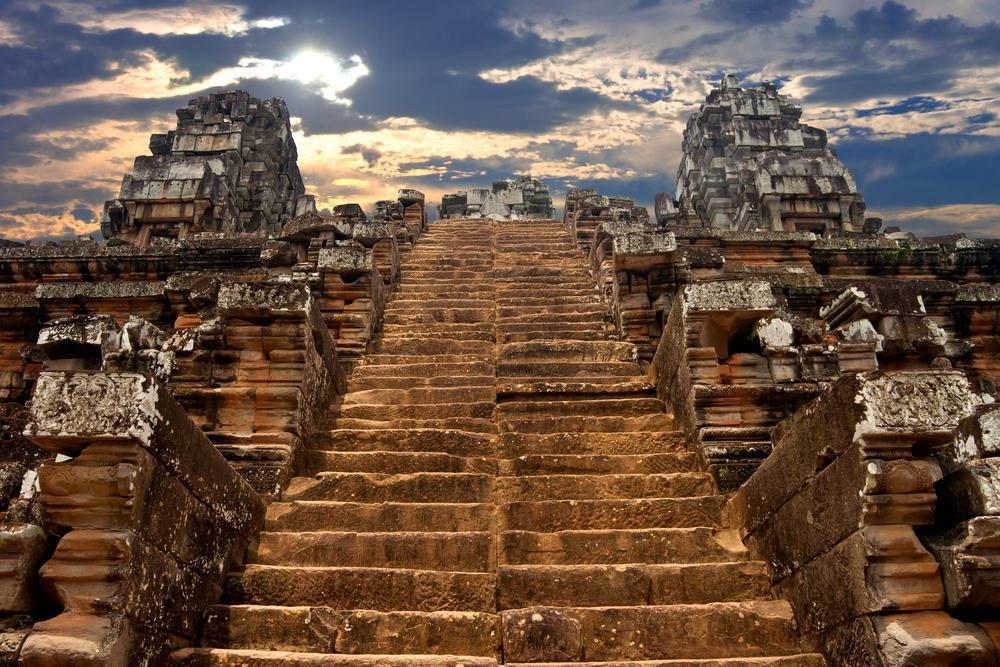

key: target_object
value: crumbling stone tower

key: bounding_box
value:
[102,91,313,244]
[675,75,865,234]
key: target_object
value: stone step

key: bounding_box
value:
[498,413,675,435]
[499,601,802,663]
[497,432,686,457]
[172,649,497,666]
[498,329,614,343]
[300,450,496,475]
[496,295,603,307]
[500,527,748,565]
[498,452,697,475]
[389,299,495,310]
[266,502,494,533]
[363,354,494,366]
[384,310,494,325]
[379,330,495,343]
[498,304,607,317]
[353,362,494,378]
[283,472,493,503]
[313,429,495,455]
[348,375,496,390]
[224,565,496,612]
[494,321,607,334]
[495,398,665,420]
[497,381,654,399]
[373,339,495,356]
[327,417,497,434]
[253,531,494,571]
[499,341,636,363]
[503,657,825,666]
[201,606,501,658]
[497,361,639,378]
[496,473,714,502]
[333,401,495,421]
[501,496,726,531]
[342,387,496,406]
[496,561,771,608]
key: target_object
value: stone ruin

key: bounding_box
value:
[0,81,993,666]
[102,91,314,244]
[438,176,555,220]
[671,74,866,233]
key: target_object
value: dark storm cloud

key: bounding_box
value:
[699,0,812,24]
[342,144,383,167]
[796,2,1000,104]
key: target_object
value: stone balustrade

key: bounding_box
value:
[18,372,265,665]
[727,370,997,665]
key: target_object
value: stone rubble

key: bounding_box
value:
[439,177,555,220]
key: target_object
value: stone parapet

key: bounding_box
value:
[727,371,996,665]
[20,372,265,665]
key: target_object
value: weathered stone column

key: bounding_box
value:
[19,372,265,666]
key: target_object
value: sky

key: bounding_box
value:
[0,0,998,240]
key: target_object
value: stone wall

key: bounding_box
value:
[727,371,1000,665]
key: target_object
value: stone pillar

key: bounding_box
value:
[19,372,264,666]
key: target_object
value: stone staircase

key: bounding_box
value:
[173,219,824,666]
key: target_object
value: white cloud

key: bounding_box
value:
[0,19,21,45]
[53,2,289,37]
[0,48,370,115]
[876,204,1000,237]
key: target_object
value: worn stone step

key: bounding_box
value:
[495,321,608,334]
[283,472,494,503]
[495,398,665,420]
[171,648,497,666]
[364,354,494,366]
[201,606,501,658]
[497,473,714,502]
[497,361,639,378]
[497,381,654,399]
[327,417,497,434]
[389,299,495,310]
[266,501,494,533]
[498,304,607,318]
[224,565,496,612]
[499,341,636,363]
[501,527,748,565]
[253,531,494,571]
[497,561,771,608]
[354,362,494,378]
[334,401,495,422]
[379,332,495,343]
[348,375,496,390]
[342,387,496,406]
[385,310,494,325]
[498,413,675,435]
[500,601,802,662]
[502,658,825,667]
[373,338,495,355]
[498,329,613,343]
[497,432,686,457]
[301,450,496,475]
[501,497,726,531]
[498,452,696,476]
[313,429,494,455]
